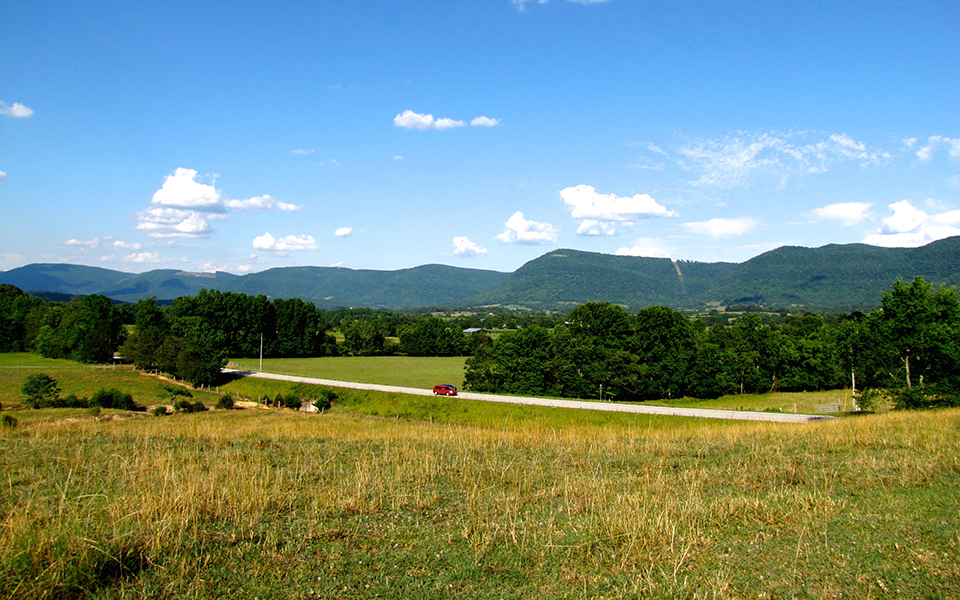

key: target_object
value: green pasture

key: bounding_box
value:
[227,355,858,415]
[0,353,223,410]
[229,355,468,389]
[2,401,958,599]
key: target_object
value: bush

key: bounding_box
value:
[216,395,234,410]
[172,398,192,412]
[282,393,302,410]
[893,386,960,410]
[91,388,138,411]
[151,406,169,417]
[158,383,193,400]
[173,398,205,413]
[21,373,60,409]
[61,394,91,408]
[1,414,16,429]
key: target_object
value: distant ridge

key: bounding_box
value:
[3,237,960,312]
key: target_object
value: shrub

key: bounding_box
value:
[216,395,234,410]
[61,394,91,408]
[314,387,337,411]
[91,388,138,411]
[283,393,301,410]
[173,398,205,413]
[158,383,193,400]
[1,414,16,429]
[151,406,169,417]
[21,373,60,409]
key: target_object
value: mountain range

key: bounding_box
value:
[4,236,960,312]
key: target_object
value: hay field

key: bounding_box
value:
[2,398,958,599]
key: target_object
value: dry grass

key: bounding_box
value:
[2,405,958,599]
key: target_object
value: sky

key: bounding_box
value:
[1,0,959,275]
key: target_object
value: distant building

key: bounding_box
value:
[463,328,487,335]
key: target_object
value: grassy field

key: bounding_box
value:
[3,354,957,598]
[226,355,854,415]
[0,353,224,410]
[2,400,958,599]
[228,356,468,390]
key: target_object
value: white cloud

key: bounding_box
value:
[453,236,487,256]
[152,168,222,209]
[514,0,606,8]
[291,149,314,155]
[0,101,33,118]
[123,252,162,263]
[916,135,960,162]
[334,226,353,237]
[223,194,276,211]
[615,238,671,258]
[576,220,617,236]
[65,238,100,249]
[434,117,466,130]
[812,202,872,227]
[113,240,142,250]
[277,201,302,211]
[394,110,436,130]
[676,131,889,188]
[562,185,676,221]
[470,116,499,127]
[0,170,6,181]
[684,217,758,237]
[393,110,466,131]
[561,185,676,236]
[880,200,927,234]
[497,211,558,245]
[393,155,404,160]
[136,207,212,238]
[863,199,960,248]
[253,233,318,252]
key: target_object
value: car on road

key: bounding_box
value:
[432,384,458,396]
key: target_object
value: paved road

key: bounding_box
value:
[223,369,833,423]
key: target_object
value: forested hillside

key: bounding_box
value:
[4,237,960,311]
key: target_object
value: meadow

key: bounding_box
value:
[228,356,467,390]
[225,355,851,415]
[1,355,958,598]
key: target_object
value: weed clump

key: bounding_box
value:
[1,414,16,428]
[91,388,140,411]
[173,398,205,413]
[216,395,234,410]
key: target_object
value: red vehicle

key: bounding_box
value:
[432,384,458,396]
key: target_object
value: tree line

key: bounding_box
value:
[2,277,957,408]
[463,277,960,409]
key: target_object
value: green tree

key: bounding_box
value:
[21,373,60,408]
[630,306,697,399]
[879,277,960,392]
[341,319,392,356]
[398,317,467,356]
[490,326,552,395]
[119,297,170,369]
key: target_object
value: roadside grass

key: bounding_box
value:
[228,355,467,389]
[2,405,958,599]
[653,389,859,415]
[219,375,726,432]
[226,355,862,415]
[0,353,223,410]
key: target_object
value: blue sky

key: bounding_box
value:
[1,0,959,275]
